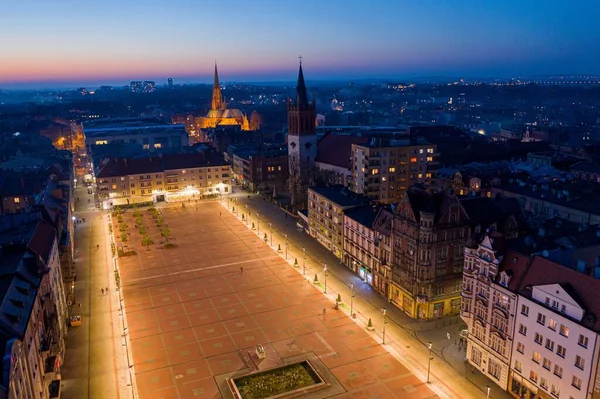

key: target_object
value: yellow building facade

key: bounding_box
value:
[388,282,462,320]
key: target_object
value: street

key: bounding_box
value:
[229,192,512,399]
[59,175,132,399]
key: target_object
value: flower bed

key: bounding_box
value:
[229,360,325,399]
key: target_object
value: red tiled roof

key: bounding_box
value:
[27,220,57,263]
[316,133,369,168]
[96,152,229,178]
[497,249,530,292]
[518,256,600,331]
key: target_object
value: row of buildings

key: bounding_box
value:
[306,184,523,319]
[0,164,74,398]
[461,229,600,399]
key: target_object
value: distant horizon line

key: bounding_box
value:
[1,73,599,91]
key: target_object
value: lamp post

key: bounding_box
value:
[302,247,306,275]
[324,264,328,293]
[227,196,230,210]
[350,283,355,317]
[427,342,433,383]
[486,386,490,399]
[352,260,356,273]
[285,234,288,259]
[257,213,260,234]
[269,223,273,246]
[382,308,387,344]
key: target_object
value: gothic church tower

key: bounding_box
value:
[287,61,317,209]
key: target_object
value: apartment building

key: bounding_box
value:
[391,185,470,319]
[0,216,68,399]
[343,206,392,297]
[509,256,600,399]
[461,235,524,391]
[308,186,366,260]
[350,137,438,204]
[95,152,231,207]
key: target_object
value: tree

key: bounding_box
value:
[142,235,153,249]
[121,232,127,242]
[161,226,171,241]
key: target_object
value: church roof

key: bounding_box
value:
[205,109,244,119]
[296,64,309,107]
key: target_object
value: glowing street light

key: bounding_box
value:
[323,264,328,293]
[350,283,355,317]
[257,213,260,234]
[285,234,288,259]
[269,223,273,246]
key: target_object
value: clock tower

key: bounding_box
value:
[287,59,317,209]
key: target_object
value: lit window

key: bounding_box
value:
[371,168,379,175]
[427,156,433,162]
[578,334,589,348]
[559,324,569,337]
[427,148,434,153]
[388,167,396,173]
[410,157,417,163]
[154,143,162,148]
[418,173,423,178]
[419,149,424,154]
[13,198,20,203]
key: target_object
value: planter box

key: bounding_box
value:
[228,360,328,399]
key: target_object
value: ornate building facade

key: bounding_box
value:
[288,62,317,209]
[390,185,470,319]
[461,233,517,391]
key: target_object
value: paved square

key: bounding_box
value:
[116,202,439,399]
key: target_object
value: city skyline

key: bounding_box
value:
[1,0,600,88]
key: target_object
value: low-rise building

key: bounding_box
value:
[95,152,231,207]
[493,180,600,225]
[84,118,189,152]
[231,147,288,192]
[308,186,366,259]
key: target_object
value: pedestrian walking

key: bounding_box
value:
[322,308,326,317]
[240,267,244,274]
[220,211,222,216]
[101,288,104,295]
[105,286,108,293]
[97,244,100,250]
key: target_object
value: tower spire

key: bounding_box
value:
[296,57,309,107]
[211,61,224,110]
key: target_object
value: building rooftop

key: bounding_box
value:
[309,186,367,208]
[345,206,380,228]
[518,256,600,332]
[316,133,369,169]
[85,124,186,137]
[96,152,228,178]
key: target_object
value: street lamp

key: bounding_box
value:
[257,213,260,234]
[285,234,288,259]
[486,386,490,399]
[324,264,328,293]
[350,283,355,317]
[382,308,387,344]
[269,223,273,246]
[427,342,433,383]
[302,247,306,275]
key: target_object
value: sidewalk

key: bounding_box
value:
[224,195,512,399]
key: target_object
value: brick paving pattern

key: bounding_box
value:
[117,202,439,399]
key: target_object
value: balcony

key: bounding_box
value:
[44,355,59,380]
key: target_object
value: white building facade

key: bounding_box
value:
[510,284,600,399]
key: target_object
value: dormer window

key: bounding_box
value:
[499,271,511,287]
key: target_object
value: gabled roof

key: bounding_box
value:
[518,256,600,332]
[27,220,56,264]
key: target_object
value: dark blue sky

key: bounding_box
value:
[1,0,599,88]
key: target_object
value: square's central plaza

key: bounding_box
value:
[117,202,438,399]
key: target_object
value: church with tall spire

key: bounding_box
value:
[287,58,317,209]
[195,63,259,132]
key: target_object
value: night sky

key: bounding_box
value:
[1,0,599,87]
